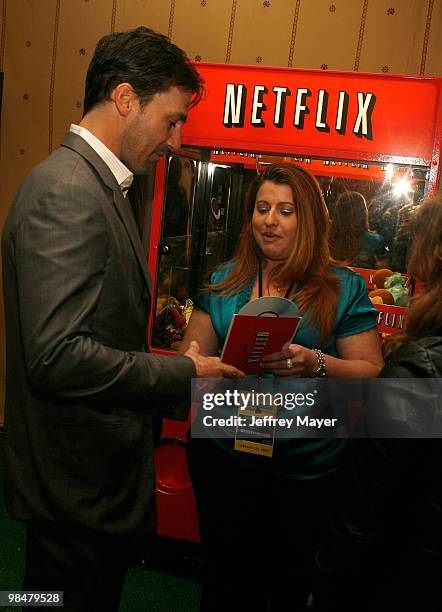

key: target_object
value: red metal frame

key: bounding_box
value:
[147,157,167,347]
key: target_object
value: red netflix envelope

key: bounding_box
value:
[221,314,302,375]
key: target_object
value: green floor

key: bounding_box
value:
[0,431,202,611]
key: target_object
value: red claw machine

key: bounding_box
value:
[146,62,442,543]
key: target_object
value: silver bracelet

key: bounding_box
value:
[310,348,327,377]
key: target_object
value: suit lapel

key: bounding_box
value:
[61,132,152,293]
[112,186,152,293]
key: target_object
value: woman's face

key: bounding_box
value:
[252,180,297,262]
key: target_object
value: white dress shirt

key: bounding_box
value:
[69,124,133,197]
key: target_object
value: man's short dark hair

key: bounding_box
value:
[83,26,204,115]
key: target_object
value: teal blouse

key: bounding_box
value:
[194,264,378,479]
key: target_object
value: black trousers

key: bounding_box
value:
[23,523,133,612]
[188,439,335,612]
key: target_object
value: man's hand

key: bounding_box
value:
[184,341,245,378]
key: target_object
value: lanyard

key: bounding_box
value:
[258,259,294,299]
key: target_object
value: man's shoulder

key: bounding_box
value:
[29,143,92,182]
[6,144,108,229]
[19,143,104,201]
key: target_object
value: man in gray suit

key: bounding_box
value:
[2,26,242,610]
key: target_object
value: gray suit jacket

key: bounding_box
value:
[1,132,195,540]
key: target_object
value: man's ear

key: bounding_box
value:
[112,83,136,116]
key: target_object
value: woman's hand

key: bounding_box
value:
[261,329,384,379]
[261,343,318,377]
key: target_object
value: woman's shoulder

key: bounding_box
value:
[365,229,383,244]
[365,229,382,242]
[194,262,237,315]
[328,265,377,330]
[329,264,364,286]
[208,261,235,284]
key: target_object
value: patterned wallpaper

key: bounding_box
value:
[0,0,441,417]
